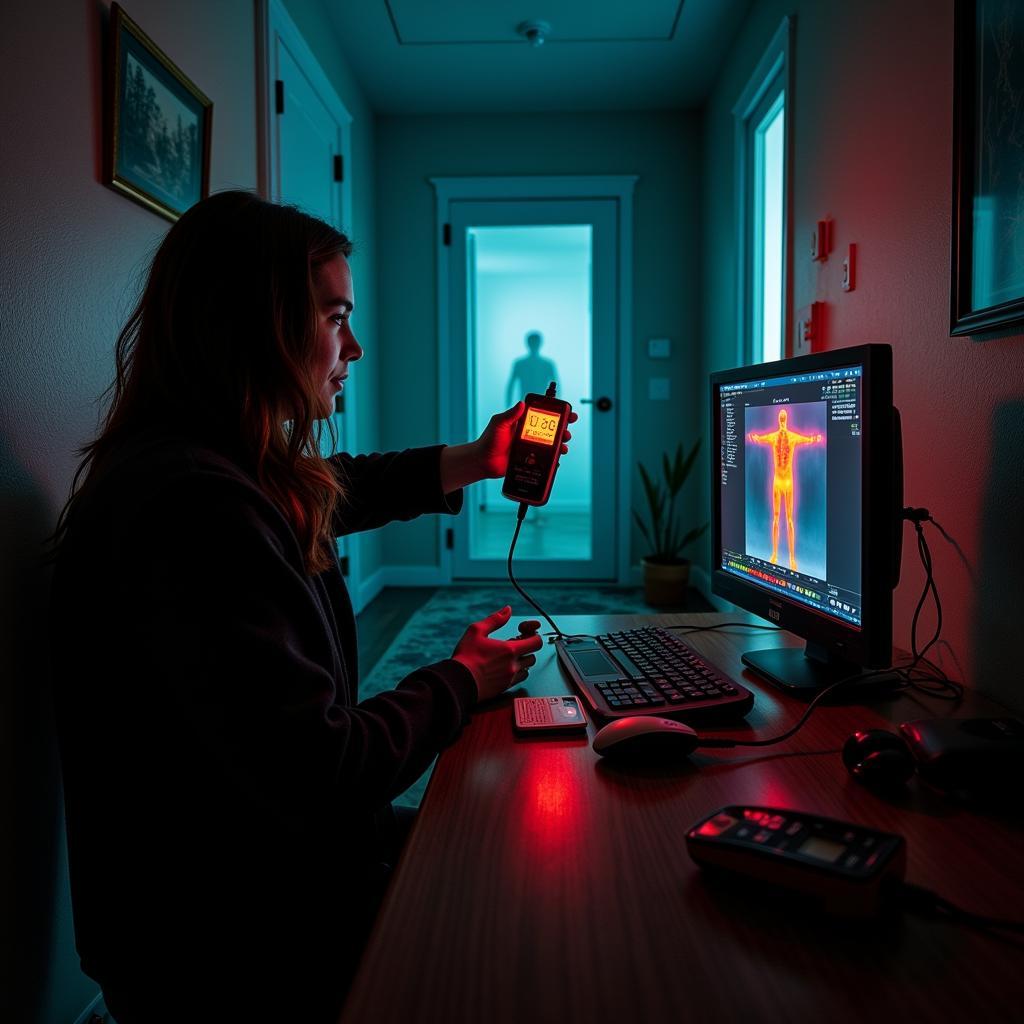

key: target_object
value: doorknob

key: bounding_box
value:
[580,396,613,412]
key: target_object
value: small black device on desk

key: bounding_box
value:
[686,805,906,916]
[555,627,754,720]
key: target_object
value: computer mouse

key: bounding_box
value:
[592,716,699,760]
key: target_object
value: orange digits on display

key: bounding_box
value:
[747,408,824,571]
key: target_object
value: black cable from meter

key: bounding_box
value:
[506,502,582,641]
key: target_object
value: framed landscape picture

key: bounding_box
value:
[104,3,212,221]
[951,0,1024,335]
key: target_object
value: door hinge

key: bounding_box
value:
[443,223,451,246]
[340,555,350,576]
[333,153,343,182]
[275,80,285,115]
[446,528,454,550]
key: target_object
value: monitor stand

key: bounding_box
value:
[741,643,900,694]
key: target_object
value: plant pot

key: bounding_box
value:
[642,557,691,608]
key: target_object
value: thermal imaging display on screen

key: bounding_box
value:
[717,365,863,628]
[520,407,562,446]
[746,402,827,579]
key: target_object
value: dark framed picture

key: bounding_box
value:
[104,3,212,222]
[951,0,1024,335]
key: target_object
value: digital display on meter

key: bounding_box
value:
[798,836,846,863]
[520,407,562,446]
[502,390,572,507]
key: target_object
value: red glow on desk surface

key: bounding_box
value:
[516,751,587,863]
[748,776,801,810]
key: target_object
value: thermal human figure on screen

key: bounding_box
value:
[747,407,825,571]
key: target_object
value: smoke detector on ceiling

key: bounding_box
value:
[517,20,551,48]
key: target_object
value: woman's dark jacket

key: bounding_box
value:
[50,435,474,1008]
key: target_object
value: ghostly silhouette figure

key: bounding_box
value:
[505,331,560,406]
[747,408,824,570]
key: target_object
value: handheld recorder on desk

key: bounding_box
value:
[502,384,572,507]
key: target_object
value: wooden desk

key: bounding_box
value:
[341,614,1024,1023]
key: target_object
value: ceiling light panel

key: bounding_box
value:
[386,0,684,44]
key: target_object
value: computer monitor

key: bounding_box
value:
[710,344,902,692]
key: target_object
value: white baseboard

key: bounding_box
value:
[351,565,449,612]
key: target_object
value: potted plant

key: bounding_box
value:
[633,440,708,607]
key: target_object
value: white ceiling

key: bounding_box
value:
[323,0,755,114]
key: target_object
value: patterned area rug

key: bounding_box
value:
[360,585,710,807]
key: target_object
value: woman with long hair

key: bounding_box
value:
[50,190,571,1022]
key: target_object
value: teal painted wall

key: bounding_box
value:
[701,0,1024,707]
[3,1,262,1019]
[375,110,704,570]
[2,2,381,1017]
[283,0,382,580]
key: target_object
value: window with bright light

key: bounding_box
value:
[735,19,790,366]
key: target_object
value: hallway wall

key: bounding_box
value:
[2,3,258,1016]
[1,2,376,1018]
[701,0,1024,706]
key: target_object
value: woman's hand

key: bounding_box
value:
[474,402,578,479]
[440,404,578,493]
[451,608,544,702]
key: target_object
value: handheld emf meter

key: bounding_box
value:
[686,805,906,916]
[501,387,572,507]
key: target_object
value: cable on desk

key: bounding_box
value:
[665,622,782,634]
[692,653,968,752]
[893,882,1024,945]
[682,507,964,715]
[693,670,897,750]
[905,507,941,666]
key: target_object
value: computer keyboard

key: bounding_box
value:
[554,626,754,720]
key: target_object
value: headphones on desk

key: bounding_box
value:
[842,729,917,787]
[842,716,1024,793]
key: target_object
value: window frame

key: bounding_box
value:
[733,16,793,367]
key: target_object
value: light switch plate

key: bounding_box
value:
[649,377,670,401]
[794,302,824,356]
[648,337,671,359]
[842,243,856,291]
[811,218,831,262]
